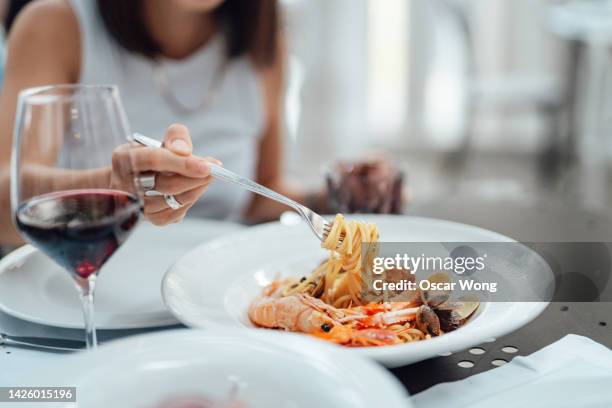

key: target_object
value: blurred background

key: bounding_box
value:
[279,0,612,224]
[274,0,612,359]
[283,0,612,208]
[2,0,612,241]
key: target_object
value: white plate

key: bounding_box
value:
[0,219,242,329]
[163,215,552,367]
[19,329,410,408]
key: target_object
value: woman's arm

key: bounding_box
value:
[0,0,80,245]
[245,40,325,223]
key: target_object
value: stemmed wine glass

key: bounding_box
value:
[11,85,143,349]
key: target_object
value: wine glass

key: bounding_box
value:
[11,84,142,348]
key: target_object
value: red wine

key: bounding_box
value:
[16,189,141,279]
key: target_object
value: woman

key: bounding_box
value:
[0,0,308,245]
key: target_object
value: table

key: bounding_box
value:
[2,197,612,402]
[392,301,612,394]
[395,194,612,394]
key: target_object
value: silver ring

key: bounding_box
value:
[144,190,163,197]
[164,194,184,210]
[138,172,156,191]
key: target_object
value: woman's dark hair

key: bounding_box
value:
[96,0,279,68]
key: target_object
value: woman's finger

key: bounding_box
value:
[111,143,136,178]
[144,184,210,214]
[130,146,211,177]
[147,206,189,225]
[163,123,192,157]
[154,173,213,195]
[203,156,223,166]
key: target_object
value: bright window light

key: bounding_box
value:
[367,0,410,140]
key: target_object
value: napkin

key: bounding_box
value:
[412,334,612,408]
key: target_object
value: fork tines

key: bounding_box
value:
[323,222,345,245]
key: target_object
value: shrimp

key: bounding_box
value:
[338,302,420,328]
[357,307,419,328]
[248,293,345,333]
[314,325,400,347]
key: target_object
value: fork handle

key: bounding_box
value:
[209,164,307,214]
[0,334,83,352]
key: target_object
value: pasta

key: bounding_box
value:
[282,214,377,308]
[248,214,479,347]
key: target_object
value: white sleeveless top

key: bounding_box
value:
[69,0,264,221]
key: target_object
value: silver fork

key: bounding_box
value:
[131,133,335,243]
[0,332,84,352]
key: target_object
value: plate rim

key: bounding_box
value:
[30,328,412,407]
[0,219,243,330]
[0,244,181,329]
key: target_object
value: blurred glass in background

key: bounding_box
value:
[325,159,404,214]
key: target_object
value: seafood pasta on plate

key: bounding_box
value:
[163,214,552,367]
[247,214,479,347]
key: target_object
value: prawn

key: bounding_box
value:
[314,325,400,347]
[339,302,420,328]
[248,293,345,333]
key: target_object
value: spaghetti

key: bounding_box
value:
[248,214,478,347]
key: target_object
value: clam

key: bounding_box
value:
[420,272,452,307]
[434,295,479,332]
[416,305,441,336]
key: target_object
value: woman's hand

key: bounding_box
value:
[112,124,220,225]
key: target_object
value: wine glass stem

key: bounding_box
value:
[77,275,98,349]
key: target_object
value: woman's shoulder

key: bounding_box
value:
[7,0,80,81]
[10,0,79,38]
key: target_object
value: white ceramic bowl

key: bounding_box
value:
[19,328,410,408]
[162,215,551,367]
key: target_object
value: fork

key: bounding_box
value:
[131,133,334,243]
[0,332,84,352]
